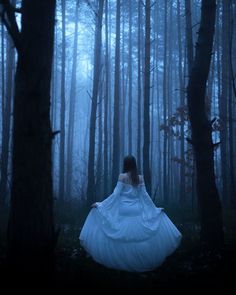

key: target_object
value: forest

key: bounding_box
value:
[0,0,235,291]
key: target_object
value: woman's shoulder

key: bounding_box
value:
[118,173,129,183]
[118,173,144,185]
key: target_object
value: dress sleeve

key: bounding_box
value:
[139,183,163,222]
[96,181,124,210]
[94,181,124,234]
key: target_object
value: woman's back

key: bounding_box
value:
[118,172,144,186]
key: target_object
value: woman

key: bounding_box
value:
[79,155,182,272]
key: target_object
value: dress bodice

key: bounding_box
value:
[120,182,143,198]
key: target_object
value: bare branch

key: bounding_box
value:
[213,141,221,148]
[186,137,194,145]
[51,130,60,139]
[1,0,21,52]
[211,117,217,125]
[87,90,92,100]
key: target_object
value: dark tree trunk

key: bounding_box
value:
[185,0,195,207]
[87,0,104,207]
[6,0,56,272]
[112,0,121,188]
[0,33,14,206]
[128,0,133,155]
[162,0,168,202]
[177,0,185,204]
[137,0,142,170]
[143,0,151,194]
[229,1,236,206]
[120,11,126,160]
[1,22,5,149]
[59,0,66,202]
[96,86,103,199]
[103,0,109,197]
[66,0,79,200]
[220,0,230,204]
[186,0,224,250]
[185,0,194,75]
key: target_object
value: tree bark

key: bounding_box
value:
[66,0,79,200]
[112,0,121,188]
[103,0,109,197]
[186,0,224,250]
[229,1,236,206]
[128,0,133,155]
[1,22,5,148]
[185,0,194,75]
[143,0,151,194]
[137,0,142,171]
[59,0,66,202]
[220,0,230,204]
[162,0,168,202]
[177,0,185,204]
[87,0,104,207]
[0,32,15,206]
[7,0,56,272]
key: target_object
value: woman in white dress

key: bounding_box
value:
[79,155,182,272]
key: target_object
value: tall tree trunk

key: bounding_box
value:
[185,0,195,206]
[177,0,185,204]
[128,0,133,155]
[87,0,104,207]
[120,9,126,159]
[143,0,151,194]
[220,0,230,204]
[59,0,66,202]
[186,0,224,250]
[112,0,121,188]
[137,0,142,171]
[103,0,109,197]
[0,33,14,206]
[167,2,173,202]
[51,16,58,187]
[162,0,168,202]
[1,22,5,144]
[96,85,103,199]
[229,1,236,206]
[185,0,194,75]
[6,0,56,272]
[66,0,79,200]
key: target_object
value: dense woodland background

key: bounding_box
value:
[0,0,235,291]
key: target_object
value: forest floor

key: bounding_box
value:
[0,204,236,292]
[54,204,236,292]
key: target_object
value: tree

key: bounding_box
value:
[3,0,56,271]
[137,0,142,170]
[185,0,194,74]
[162,0,168,202]
[186,0,224,250]
[229,0,236,206]
[66,0,79,200]
[0,23,15,206]
[220,0,230,204]
[103,0,110,197]
[176,0,185,204]
[128,0,133,155]
[143,0,151,194]
[87,0,104,207]
[112,0,121,188]
[59,0,66,202]
[1,0,56,272]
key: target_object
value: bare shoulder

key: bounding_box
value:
[139,175,144,184]
[118,173,127,182]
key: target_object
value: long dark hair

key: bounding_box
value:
[123,155,139,186]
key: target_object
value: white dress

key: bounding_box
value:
[79,181,182,272]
